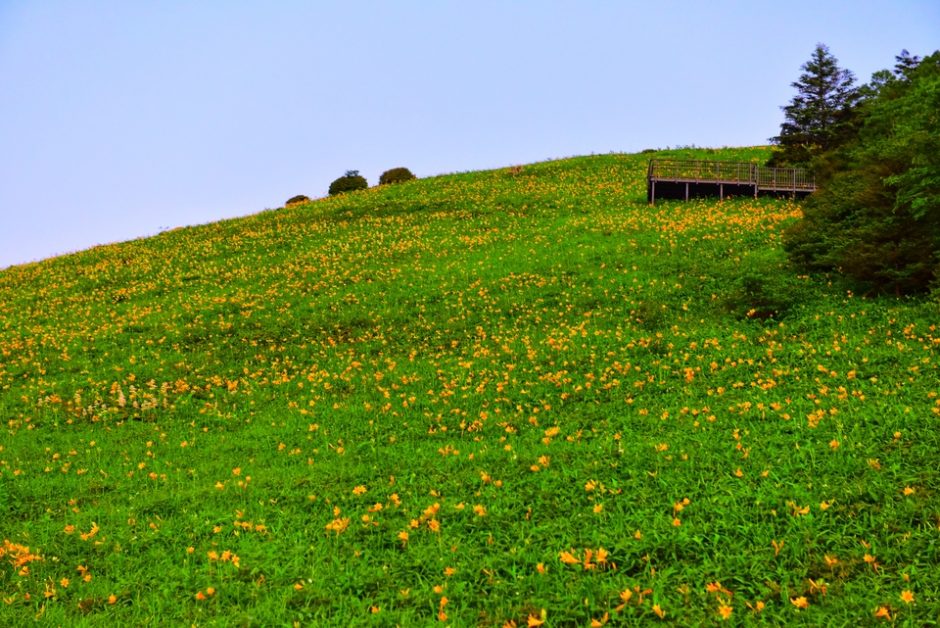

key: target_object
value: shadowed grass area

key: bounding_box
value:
[0,147,937,625]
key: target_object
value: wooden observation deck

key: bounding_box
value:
[647,159,816,204]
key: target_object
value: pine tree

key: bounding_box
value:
[768,44,859,167]
[893,49,922,79]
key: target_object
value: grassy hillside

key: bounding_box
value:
[0,147,937,625]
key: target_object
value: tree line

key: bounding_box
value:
[770,44,939,295]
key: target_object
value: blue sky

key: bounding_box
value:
[1,1,937,269]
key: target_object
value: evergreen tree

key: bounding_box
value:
[893,49,922,78]
[768,44,859,167]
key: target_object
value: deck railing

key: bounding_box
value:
[648,159,816,191]
[755,165,815,190]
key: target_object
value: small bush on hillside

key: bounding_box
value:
[285,195,310,206]
[633,300,667,331]
[329,170,368,196]
[378,167,416,185]
[712,247,819,322]
[725,272,806,321]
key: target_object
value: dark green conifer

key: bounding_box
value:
[768,44,859,167]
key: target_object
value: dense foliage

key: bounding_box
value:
[379,167,417,185]
[1,147,937,625]
[785,50,940,294]
[768,44,859,168]
[328,170,368,196]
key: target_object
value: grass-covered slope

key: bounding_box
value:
[0,147,937,624]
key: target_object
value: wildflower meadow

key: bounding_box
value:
[0,147,937,625]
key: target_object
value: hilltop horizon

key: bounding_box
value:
[0,144,765,272]
[3,1,936,270]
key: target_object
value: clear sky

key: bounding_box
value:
[1,1,937,269]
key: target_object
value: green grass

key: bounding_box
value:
[0,147,937,625]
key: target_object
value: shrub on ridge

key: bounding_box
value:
[329,170,368,196]
[379,167,416,186]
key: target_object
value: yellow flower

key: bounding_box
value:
[900,590,914,604]
[790,596,809,609]
[80,522,99,541]
[559,550,579,565]
[325,517,350,534]
[717,603,733,620]
[612,589,634,610]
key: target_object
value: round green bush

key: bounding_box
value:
[285,194,310,207]
[329,170,368,196]
[378,167,416,185]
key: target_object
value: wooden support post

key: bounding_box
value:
[650,180,655,205]
[720,183,724,201]
[685,182,689,201]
